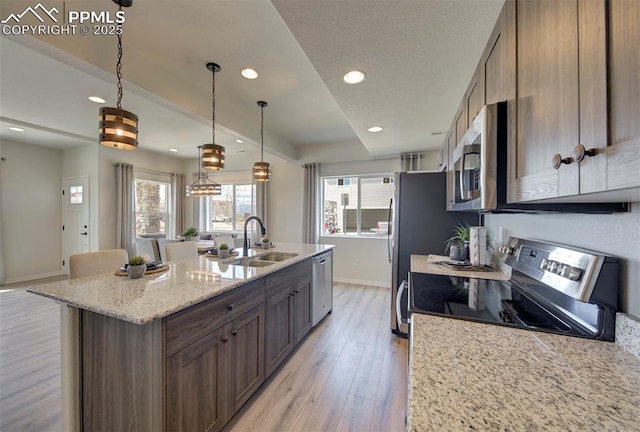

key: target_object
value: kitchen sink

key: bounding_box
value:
[254,252,298,262]
[226,258,274,268]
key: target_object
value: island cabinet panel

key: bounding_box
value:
[166,327,228,432]
[81,311,164,432]
[165,278,265,357]
[512,0,581,202]
[265,259,313,377]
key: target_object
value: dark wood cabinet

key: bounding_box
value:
[265,259,313,377]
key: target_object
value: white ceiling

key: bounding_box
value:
[0,0,504,160]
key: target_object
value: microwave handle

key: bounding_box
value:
[459,151,467,200]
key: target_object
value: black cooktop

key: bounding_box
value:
[409,272,597,338]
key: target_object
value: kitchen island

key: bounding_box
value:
[28,243,334,432]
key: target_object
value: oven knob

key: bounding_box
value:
[541,259,549,271]
[548,261,558,273]
[567,267,583,281]
[500,245,515,255]
[560,265,571,277]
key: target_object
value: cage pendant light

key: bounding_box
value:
[186,146,222,196]
[201,63,226,170]
[99,0,138,150]
[253,101,271,182]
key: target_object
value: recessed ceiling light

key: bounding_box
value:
[241,68,258,80]
[236,139,244,143]
[430,130,445,136]
[9,127,24,132]
[88,96,106,104]
[367,126,383,133]
[343,70,366,84]
[236,149,247,153]
[169,148,178,152]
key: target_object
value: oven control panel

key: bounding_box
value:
[500,237,606,302]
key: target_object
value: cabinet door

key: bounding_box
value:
[265,282,294,376]
[483,0,515,106]
[166,328,228,432]
[580,0,640,193]
[228,304,265,415]
[512,0,580,201]
[466,64,483,125]
[293,273,312,345]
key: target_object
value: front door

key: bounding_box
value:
[62,176,89,275]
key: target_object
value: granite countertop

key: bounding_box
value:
[28,243,334,325]
[411,254,511,280]
[408,313,640,431]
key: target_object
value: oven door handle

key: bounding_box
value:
[396,280,408,327]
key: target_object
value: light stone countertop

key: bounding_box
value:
[28,243,334,325]
[408,313,640,431]
[411,254,511,280]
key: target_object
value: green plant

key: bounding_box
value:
[218,242,229,250]
[182,227,198,237]
[261,236,269,243]
[129,255,145,266]
[445,222,471,253]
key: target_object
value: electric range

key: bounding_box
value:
[409,237,619,341]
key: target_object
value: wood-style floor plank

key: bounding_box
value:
[1,282,407,432]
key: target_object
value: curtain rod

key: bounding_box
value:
[302,155,398,167]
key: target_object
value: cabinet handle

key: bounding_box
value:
[573,144,597,163]
[231,330,238,336]
[221,336,229,343]
[293,290,299,294]
[227,304,234,311]
[552,154,574,170]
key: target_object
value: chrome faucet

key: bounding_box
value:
[243,216,266,256]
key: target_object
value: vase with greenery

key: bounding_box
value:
[217,242,229,259]
[261,236,270,250]
[182,227,198,241]
[127,255,147,279]
[445,222,470,261]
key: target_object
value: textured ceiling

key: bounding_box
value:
[0,0,503,160]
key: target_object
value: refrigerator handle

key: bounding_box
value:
[387,197,393,263]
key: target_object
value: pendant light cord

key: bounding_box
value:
[260,104,264,162]
[116,3,123,109]
[211,68,216,144]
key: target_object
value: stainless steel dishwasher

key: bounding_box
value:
[312,250,333,326]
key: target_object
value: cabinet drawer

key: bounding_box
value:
[266,259,312,294]
[165,279,265,357]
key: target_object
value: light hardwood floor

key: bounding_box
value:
[0,282,407,432]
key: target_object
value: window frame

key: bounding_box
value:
[320,173,394,238]
[133,178,173,239]
[202,182,256,233]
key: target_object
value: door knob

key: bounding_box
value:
[221,336,229,343]
[573,144,596,163]
[231,330,238,336]
[80,232,88,236]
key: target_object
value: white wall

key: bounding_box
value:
[485,205,640,318]
[62,144,99,251]
[0,139,63,283]
[98,146,187,250]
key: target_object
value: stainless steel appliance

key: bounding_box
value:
[312,250,333,326]
[409,237,619,341]
[390,172,479,337]
[450,102,627,214]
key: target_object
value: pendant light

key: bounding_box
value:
[253,101,271,182]
[201,63,225,170]
[186,146,222,196]
[99,0,138,150]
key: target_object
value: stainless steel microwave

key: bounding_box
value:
[450,102,627,214]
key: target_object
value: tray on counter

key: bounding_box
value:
[114,264,169,276]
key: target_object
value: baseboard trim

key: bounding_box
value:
[334,277,390,288]
[3,270,65,286]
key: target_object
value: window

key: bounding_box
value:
[203,183,256,232]
[134,179,171,237]
[322,175,394,236]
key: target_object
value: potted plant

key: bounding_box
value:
[182,227,199,241]
[445,222,470,261]
[127,255,147,279]
[217,242,229,259]
[261,236,270,250]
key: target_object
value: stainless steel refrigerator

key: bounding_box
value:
[389,171,479,337]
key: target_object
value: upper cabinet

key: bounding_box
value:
[511,0,639,202]
[578,0,640,194]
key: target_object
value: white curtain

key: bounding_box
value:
[302,163,320,243]
[171,173,185,237]
[190,172,205,233]
[114,163,135,256]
